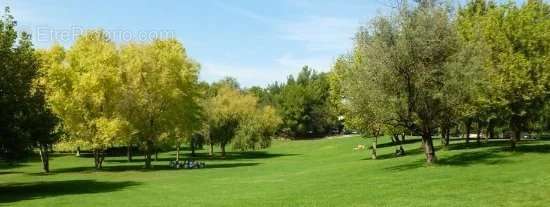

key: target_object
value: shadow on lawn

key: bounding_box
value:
[174,151,300,161]
[0,179,139,204]
[0,163,28,170]
[375,138,423,149]
[41,162,261,174]
[104,151,299,163]
[383,143,550,171]
[0,171,22,175]
[105,157,173,163]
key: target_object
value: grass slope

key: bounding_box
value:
[1,136,549,206]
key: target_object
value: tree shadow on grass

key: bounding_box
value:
[104,152,299,163]
[511,143,550,154]
[205,162,260,169]
[0,179,139,204]
[46,164,175,174]
[0,171,22,175]
[445,140,511,151]
[176,151,301,161]
[0,162,29,170]
[375,138,424,149]
[361,147,425,161]
[105,157,173,163]
[38,162,261,174]
[378,140,550,171]
[384,149,514,171]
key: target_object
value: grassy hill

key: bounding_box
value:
[1,136,549,206]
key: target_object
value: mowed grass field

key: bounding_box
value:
[1,136,550,207]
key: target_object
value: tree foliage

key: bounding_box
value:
[0,7,58,170]
[119,39,201,168]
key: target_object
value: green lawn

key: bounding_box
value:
[1,136,549,207]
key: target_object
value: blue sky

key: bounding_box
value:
[2,0,528,87]
[3,0,394,87]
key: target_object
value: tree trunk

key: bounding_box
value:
[220,142,226,157]
[127,144,132,162]
[421,130,437,164]
[76,146,80,157]
[93,149,99,169]
[39,144,50,173]
[191,140,196,157]
[176,142,180,161]
[440,127,448,146]
[99,151,105,168]
[209,143,214,156]
[488,120,495,140]
[465,120,472,144]
[371,136,378,160]
[476,121,482,145]
[445,127,450,147]
[511,129,520,150]
[394,134,405,156]
[144,140,153,168]
[155,150,158,161]
[93,149,105,169]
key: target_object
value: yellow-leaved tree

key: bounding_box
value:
[40,30,130,169]
[119,39,201,168]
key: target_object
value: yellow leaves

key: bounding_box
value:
[38,29,202,150]
[90,117,133,149]
[209,86,258,122]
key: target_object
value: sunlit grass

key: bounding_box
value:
[1,136,549,206]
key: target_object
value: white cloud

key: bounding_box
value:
[200,62,291,87]
[277,16,358,52]
[201,52,337,87]
[211,0,278,24]
[276,53,333,72]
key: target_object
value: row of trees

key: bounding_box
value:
[2,0,548,170]
[0,7,281,172]
[331,0,549,163]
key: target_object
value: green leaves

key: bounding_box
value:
[458,1,550,133]
[0,7,58,161]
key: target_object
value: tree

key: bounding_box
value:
[119,39,200,168]
[277,66,338,138]
[233,105,282,151]
[42,31,125,169]
[0,7,58,169]
[460,1,550,149]
[206,85,257,156]
[338,30,397,159]
[341,1,458,163]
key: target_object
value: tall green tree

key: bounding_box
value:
[464,1,550,149]
[341,1,458,163]
[0,7,58,168]
[277,66,337,138]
